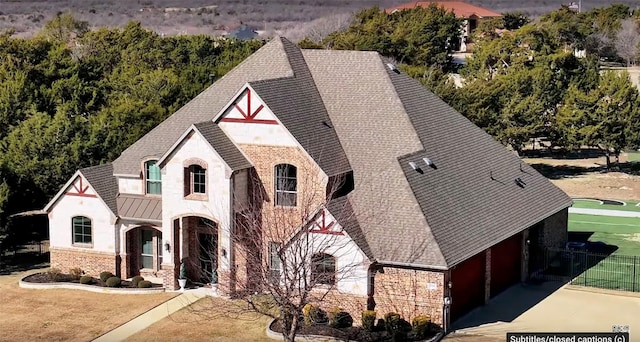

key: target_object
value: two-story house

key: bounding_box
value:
[44,37,571,328]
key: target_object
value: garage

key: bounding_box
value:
[490,232,522,298]
[450,251,486,322]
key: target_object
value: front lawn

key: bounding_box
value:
[125,296,271,342]
[0,268,176,341]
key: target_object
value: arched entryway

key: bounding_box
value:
[174,216,219,285]
[125,226,162,278]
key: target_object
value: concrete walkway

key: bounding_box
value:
[569,207,640,217]
[92,289,209,342]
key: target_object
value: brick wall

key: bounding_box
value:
[312,289,368,325]
[50,247,117,277]
[542,208,568,249]
[373,267,445,325]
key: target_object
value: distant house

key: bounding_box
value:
[386,1,502,52]
[226,25,259,41]
[44,37,570,329]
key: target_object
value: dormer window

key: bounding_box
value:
[145,160,162,195]
[275,164,297,207]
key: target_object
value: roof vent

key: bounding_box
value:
[409,161,424,174]
[423,158,434,167]
[386,63,398,72]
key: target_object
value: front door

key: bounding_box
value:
[198,233,217,283]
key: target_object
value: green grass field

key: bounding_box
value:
[568,211,640,291]
[572,198,640,212]
[625,151,640,162]
[569,213,640,255]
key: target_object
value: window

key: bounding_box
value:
[311,253,335,286]
[269,242,281,282]
[184,164,206,196]
[274,164,297,206]
[72,216,92,244]
[145,160,162,195]
[141,229,154,269]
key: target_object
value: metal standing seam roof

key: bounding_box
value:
[79,163,118,215]
[116,195,162,222]
[193,121,253,171]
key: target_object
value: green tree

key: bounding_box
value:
[38,13,89,43]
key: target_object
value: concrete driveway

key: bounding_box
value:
[452,281,640,341]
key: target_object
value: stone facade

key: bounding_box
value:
[373,267,445,325]
[50,247,117,277]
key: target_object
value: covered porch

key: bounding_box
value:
[162,215,222,290]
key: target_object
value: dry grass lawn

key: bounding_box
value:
[523,154,640,201]
[0,268,176,342]
[126,296,271,342]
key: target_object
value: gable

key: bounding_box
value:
[308,209,343,236]
[65,175,98,198]
[217,85,299,147]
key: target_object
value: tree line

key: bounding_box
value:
[0,15,263,243]
[1,5,640,241]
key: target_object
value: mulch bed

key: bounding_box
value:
[269,319,438,342]
[22,272,163,288]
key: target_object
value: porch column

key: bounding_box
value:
[119,225,128,279]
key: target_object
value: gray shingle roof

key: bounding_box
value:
[248,47,351,176]
[116,195,162,222]
[112,38,294,176]
[79,163,118,214]
[194,121,252,171]
[327,195,374,260]
[390,70,573,266]
[303,49,571,268]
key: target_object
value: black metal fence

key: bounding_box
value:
[536,248,640,292]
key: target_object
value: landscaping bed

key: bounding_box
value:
[22,270,162,289]
[269,319,440,341]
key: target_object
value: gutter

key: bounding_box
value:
[374,260,449,271]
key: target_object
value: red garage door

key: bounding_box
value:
[450,251,485,322]
[490,232,522,298]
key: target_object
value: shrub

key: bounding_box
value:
[328,307,353,328]
[302,304,327,326]
[361,310,377,332]
[47,268,62,282]
[69,267,83,280]
[100,271,114,282]
[138,280,152,288]
[412,315,431,339]
[375,318,386,331]
[79,276,93,284]
[131,276,144,287]
[105,276,121,287]
[384,312,402,337]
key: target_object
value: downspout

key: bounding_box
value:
[366,263,379,311]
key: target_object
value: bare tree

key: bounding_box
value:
[305,13,354,43]
[186,163,366,342]
[615,19,640,66]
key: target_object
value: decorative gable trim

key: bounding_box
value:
[219,88,278,125]
[309,209,343,236]
[66,176,97,198]
[43,171,114,217]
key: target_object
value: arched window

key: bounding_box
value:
[145,160,162,195]
[311,253,336,286]
[274,164,297,207]
[184,164,207,196]
[72,216,92,245]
